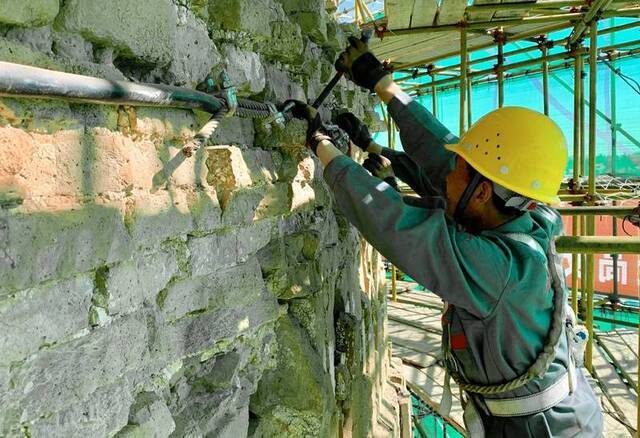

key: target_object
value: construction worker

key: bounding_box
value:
[288,37,603,437]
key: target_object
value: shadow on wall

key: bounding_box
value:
[0,99,384,437]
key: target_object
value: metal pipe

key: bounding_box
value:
[542,43,550,115]
[588,22,598,199]
[580,218,588,318]
[467,74,473,127]
[568,0,614,45]
[559,192,640,202]
[571,217,579,315]
[584,232,595,371]
[555,236,640,254]
[383,12,587,37]
[497,31,505,108]
[573,46,582,189]
[460,28,468,135]
[405,48,586,93]
[431,73,437,117]
[412,47,640,102]
[393,22,571,71]
[388,114,398,302]
[466,0,628,12]
[555,206,639,217]
[0,62,225,114]
[583,20,600,372]
[610,25,620,306]
[394,20,640,84]
[579,54,586,177]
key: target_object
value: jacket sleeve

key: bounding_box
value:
[387,91,458,194]
[379,148,440,198]
[325,155,509,318]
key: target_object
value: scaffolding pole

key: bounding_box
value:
[583,20,599,373]
[542,42,550,115]
[431,72,437,117]
[555,236,640,254]
[394,22,571,71]
[394,21,640,84]
[460,27,468,135]
[387,111,398,302]
[555,206,639,216]
[571,44,582,314]
[405,47,588,93]
[467,76,473,127]
[496,29,505,108]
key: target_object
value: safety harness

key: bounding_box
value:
[439,232,578,437]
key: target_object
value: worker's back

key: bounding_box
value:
[442,206,603,437]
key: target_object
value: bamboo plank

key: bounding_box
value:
[437,0,468,25]
[595,330,638,390]
[411,0,439,28]
[591,342,638,434]
[386,0,416,29]
[583,370,634,437]
[393,344,441,368]
[402,364,466,431]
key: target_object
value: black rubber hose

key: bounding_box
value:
[0,61,225,114]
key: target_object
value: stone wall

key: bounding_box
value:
[0,1,399,437]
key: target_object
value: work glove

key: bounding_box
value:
[335,36,390,92]
[282,99,325,154]
[363,153,398,191]
[334,112,372,151]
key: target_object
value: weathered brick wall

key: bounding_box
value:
[0,1,398,437]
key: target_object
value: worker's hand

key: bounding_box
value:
[283,99,325,154]
[334,112,372,151]
[363,153,398,190]
[335,36,390,92]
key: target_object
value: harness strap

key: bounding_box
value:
[484,361,577,417]
[443,232,568,395]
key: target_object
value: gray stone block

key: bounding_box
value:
[147,8,220,87]
[208,116,255,148]
[208,0,285,37]
[188,219,274,277]
[277,0,329,45]
[0,274,93,366]
[160,257,264,321]
[0,205,133,293]
[3,313,149,425]
[250,315,337,437]
[58,0,177,65]
[107,249,179,316]
[27,381,134,438]
[115,392,175,438]
[262,20,304,65]
[223,45,265,95]
[52,31,94,63]
[5,25,53,54]
[126,192,195,251]
[158,288,278,360]
[263,65,306,104]
[0,0,59,26]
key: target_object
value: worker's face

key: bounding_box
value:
[445,155,493,227]
[445,155,470,219]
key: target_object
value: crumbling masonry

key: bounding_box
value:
[0,0,401,437]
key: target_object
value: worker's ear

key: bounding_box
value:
[474,180,493,206]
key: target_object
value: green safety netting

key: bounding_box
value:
[372,18,640,178]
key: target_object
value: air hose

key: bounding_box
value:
[0,62,273,117]
[0,61,276,154]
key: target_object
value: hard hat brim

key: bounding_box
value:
[444,143,562,205]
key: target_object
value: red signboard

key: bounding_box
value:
[560,201,639,300]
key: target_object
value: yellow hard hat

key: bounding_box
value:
[444,107,567,205]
